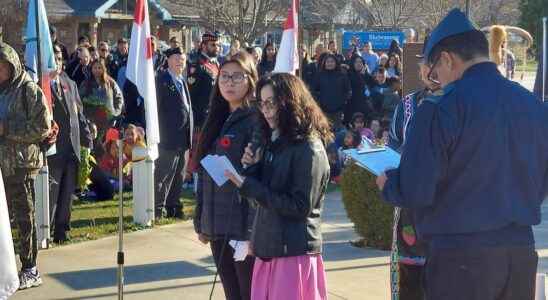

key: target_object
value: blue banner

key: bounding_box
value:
[342,31,405,51]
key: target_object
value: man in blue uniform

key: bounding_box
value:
[377,9,548,300]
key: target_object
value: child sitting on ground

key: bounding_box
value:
[123,124,147,162]
[338,129,362,167]
[350,112,374,139]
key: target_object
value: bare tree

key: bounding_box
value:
[471,0,520,27]
[167,0,289,44]
[354,0,422,28]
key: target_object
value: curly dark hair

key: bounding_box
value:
[195,51,259,162]
[256,73,333,145]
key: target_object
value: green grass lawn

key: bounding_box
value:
[67,190,196,244]
[12,190,196,250]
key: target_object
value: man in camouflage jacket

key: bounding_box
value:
[0,42,51,290]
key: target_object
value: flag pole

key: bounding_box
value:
[117,132,125,300]
[542,17,546,102]
[34,0,42,87]
[297,0,303,79]
[34,0,52,250]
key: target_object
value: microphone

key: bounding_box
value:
[243,130,262,169]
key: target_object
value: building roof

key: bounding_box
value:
[45,0,201,23]
[45,0,119,18]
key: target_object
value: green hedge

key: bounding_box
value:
[340,162,394,250]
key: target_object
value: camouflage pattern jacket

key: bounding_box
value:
[0,42,51,177]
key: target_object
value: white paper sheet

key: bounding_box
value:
[200,155,243,187]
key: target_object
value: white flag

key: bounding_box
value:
[0,169,19,299]
[126,0,160,160]
[273,0,299,75]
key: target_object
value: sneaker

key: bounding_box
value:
[18,268,42,290]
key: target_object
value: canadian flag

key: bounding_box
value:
[126,0,160,159]
[273,0,299,74]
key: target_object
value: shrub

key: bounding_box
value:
[340,163,394,250]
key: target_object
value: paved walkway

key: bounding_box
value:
[11,192,548,300]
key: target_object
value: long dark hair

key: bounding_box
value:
[349,55,367,73]
[384,54,402,75]
[320,53,341,72]
[260,42,276,63]
[256,73,333,145]
[195,51,259,161]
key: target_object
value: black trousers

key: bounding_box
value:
[48,155,78,234]
[154,148,185,215]
[425,246,538,300]
[399,263,425,300]
[210,239,254,300]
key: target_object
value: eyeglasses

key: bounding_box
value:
[219,72,248,84]
[427,55,441,84]
[99,48,108,52]
[259,99,277,111]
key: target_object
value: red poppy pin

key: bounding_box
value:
[219,136,231,149]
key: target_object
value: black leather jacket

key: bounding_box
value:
[239,136,330,258]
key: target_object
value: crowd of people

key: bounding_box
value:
[2,20,407,294]
[1,7,545,300]
[2,15,410,293]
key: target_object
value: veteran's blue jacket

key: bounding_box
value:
[382,62,548,248]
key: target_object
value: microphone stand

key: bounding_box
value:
[117,128,125,300]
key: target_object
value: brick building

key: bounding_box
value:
[0,0,201,55]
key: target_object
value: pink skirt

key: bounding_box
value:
[251,254,328,300]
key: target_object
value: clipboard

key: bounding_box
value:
[344,147,401,176]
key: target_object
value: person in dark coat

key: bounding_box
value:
[312,53,351,131]
[377,9,548,300]
[193,52,266,300]
[187,32,221,184]
[66,47,92,87]
[155,47,194,219]
[225,73,332,299]
[108,38,129,80]
[345,55,376,124]
[48,46,93,243]
[257,42,276,77]
[388,39,403,58]
[188,32,220,129]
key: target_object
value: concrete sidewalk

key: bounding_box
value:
[11,192,548,300]
[11,191,390,300]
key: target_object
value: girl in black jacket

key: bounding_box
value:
[226,73,332,300]
[194,52,266,300]
[312,53,351,131]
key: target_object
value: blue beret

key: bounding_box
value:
[424,8,478,61]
